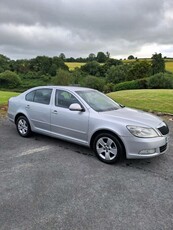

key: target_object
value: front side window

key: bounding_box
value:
[26,89,52,105]
[55,90,79,108]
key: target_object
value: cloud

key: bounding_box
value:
[0,0,173,59]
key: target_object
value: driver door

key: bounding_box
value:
[51,89,89,143]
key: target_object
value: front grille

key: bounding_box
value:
[157,123,169,135]
[160,143,167,153]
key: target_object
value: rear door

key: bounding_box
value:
[25,88,52,131]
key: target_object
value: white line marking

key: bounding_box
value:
[17,146,51,157]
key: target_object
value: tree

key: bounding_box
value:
[88,53,96,61]
[0,70,21,88]
[151,53,165,74]
[80,75,105,91]
[52,69,72,86]
[103,58,123,70]
[0,54,10,73]
[29,56,68,75]
[126,61,151,81]
[106,65,128,84]
[128,55,135,60]
[81,61,100,76]
[96,52,107,63]
[49,64,57,76]
[71,68,85,85]
[102,58,123,78]
[59,53,66,60]
[11,59,30,74]
[29,56,52,74]
[106,51,110,59]
[52,56,69,71]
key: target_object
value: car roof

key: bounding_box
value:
[26,86,94,93]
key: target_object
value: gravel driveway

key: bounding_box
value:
[0,116,173,230]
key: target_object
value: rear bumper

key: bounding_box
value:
[8,113,15,123]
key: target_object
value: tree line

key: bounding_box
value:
[0,52,173,92]
[60,51,110,63]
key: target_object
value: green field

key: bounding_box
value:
[165,61,173,73]
[108,89,173,114]
[0,91,19,105]
[65,62,85,70]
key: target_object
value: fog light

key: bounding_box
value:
[139,149,156,155]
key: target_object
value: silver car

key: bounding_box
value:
[8,86,169,164]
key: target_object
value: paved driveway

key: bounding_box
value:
[0,117,173,230]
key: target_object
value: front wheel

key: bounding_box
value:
[93,133,123,164]
[16,116,31,137]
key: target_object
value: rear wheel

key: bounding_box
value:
[16,116,31,137]
[93,133,123,164]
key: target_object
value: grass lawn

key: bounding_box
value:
[0,91,19,105]
[108,89,173,114]
[0,91,19,116]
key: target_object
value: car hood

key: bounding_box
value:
[100,107,162,128]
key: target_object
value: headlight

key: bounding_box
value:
[126,125,159,138]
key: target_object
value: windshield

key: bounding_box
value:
[76,90,120,112]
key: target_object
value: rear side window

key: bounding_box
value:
[26,90,35,102]
[25,89,52,105]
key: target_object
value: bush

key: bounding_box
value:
[114,80,140,91]
[147,73,173,89]
[113,78,147,91]
[21,71,42,79]
[126,61,151,81]
[80,75,105,91]
[114,73,173,91]
[0,71,21,89]
[52,69,72,86]
[106,65,127,84]
[103,83,115,93]
[81,61,101,76]
[137,78,148,89]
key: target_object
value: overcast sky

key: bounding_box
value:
[0,0,173,60]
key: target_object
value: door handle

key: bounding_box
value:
[26,105,30,109]
[52,110,58,114]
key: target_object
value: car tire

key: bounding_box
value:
[93,133,123,164]
[16,116,32,137]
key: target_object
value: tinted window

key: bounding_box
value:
[55,90,79,108]
[34,89,52,104]
[26,90,36,102]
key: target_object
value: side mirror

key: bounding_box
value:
[119,103,125,108]
[69,103,84,111]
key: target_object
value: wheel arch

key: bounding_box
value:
[15,113,32,137]
[15,113,28,124]
[90,129,126,158]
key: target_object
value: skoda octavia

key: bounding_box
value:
[8,86,169,164]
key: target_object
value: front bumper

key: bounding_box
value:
[122,135,169,159]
